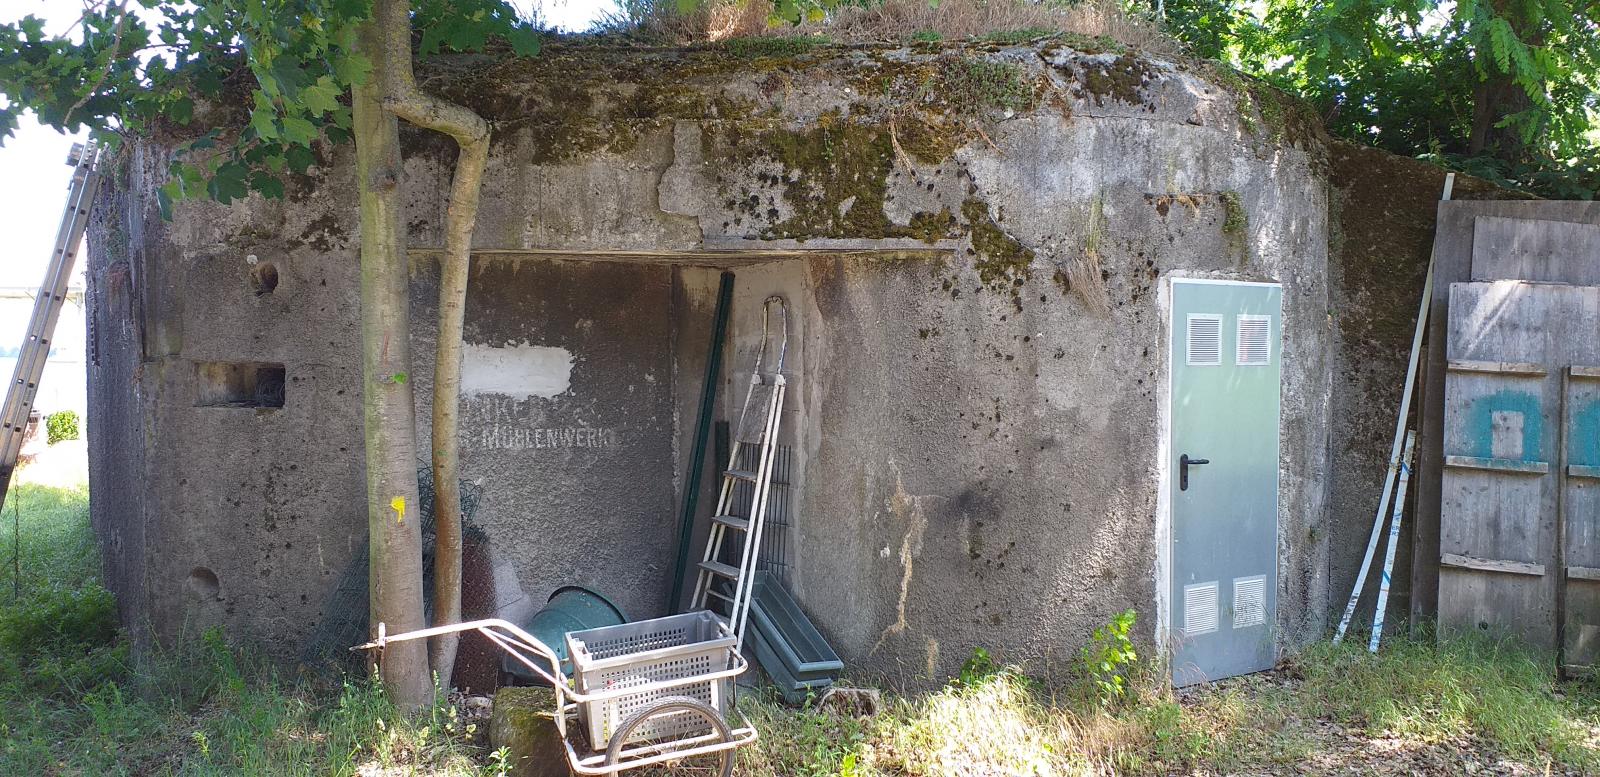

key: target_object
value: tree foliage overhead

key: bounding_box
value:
[0,0,540,212]
[1157,0,1600,197]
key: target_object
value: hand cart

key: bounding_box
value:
[354,611,755,776]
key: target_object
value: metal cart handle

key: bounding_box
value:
[353,618,566,689]
[352,619,751,705]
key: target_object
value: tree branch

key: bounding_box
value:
[62,1,128,130]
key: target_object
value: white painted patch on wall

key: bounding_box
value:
[462,342,574,398]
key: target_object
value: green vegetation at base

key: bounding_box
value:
[0,486,491,776]
[736,628,1600,775]
[1289,631,1599,768]
[4,486,1597,775]
[736,626,1600,773]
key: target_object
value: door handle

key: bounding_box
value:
[1180,454,1210,491]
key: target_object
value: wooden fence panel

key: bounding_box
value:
[1444,281,1600,665]
[1563,370,1600,670]
[1472,216,1600,286]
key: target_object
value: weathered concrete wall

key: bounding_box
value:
[1323,143,1520,630]
[408,258,680,624]
[90,40,1349,682]
[87,145,157,639]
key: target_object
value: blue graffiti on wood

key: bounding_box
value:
[1464,389,1544,461]
[1572,399,1600,467]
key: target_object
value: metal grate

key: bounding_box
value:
[1233,575,1267,629]
[759,444,794,585]
[1184,581,1219,636]
[300,464,484,664]
[1186,315,1222,366]
[718,443,793,590]
[1236,315,1271,366]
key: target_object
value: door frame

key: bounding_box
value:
[1156,276,1285,676]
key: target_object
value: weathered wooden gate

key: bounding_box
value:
[1441,280,1600,672]
[1414,203,1600,628]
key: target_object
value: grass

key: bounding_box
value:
[734,632,1600,775]
[6,480,1598,775]
[1288,634,1600,767]
[0,484,497,776]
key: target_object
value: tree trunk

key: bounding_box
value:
[354,11,432,711]
[1467,0,1543,166]
[1467,73,1534,164]
[376,0,492,692]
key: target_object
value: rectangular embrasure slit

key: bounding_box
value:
[1183,581,1219,636]
[1233,575,1267,628]
[1186,315,1222,366]
[1236,315,1271,366]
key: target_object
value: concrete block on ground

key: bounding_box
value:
[489,686,572,777]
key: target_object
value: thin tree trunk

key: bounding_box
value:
[1467,73,1533,164]
[354,9,432,711]
[376,0,491,691]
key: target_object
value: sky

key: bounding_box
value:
[0,0,616,289]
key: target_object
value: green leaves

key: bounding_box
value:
[281,116,317,145]
[301,76,343,114]
[413,0,541,56]
[207,160,252,204]
[0,0,545,218]
[1169,0,1599,195]
[285,144,318,174]
[1080,609,1139,706]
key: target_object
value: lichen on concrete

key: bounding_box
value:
[961,198,1034,311]
[1221,190,1246,237]
[1077,53,1155,107]
[709,113,970,242]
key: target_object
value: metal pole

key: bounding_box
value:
[669,272,735,612]
[1369,431,1415,652]
[1334,266,1431,643]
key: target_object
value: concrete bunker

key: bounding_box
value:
[87,39,1356,688]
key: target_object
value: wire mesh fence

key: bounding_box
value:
[298,464,487,671]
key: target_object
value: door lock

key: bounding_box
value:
[1180,454,1210,491]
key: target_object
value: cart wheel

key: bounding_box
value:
[603,696,735,777]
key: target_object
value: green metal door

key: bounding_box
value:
[1168,279,1283,686]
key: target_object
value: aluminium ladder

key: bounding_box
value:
[0,141,103,506]
[690,295,789,652]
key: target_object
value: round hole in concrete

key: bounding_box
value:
[251,261,279,296]
[188,567,221,599]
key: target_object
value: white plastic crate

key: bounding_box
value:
[565,610,736,748]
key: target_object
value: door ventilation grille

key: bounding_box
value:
[1233,575,1267,629]
[1183,582,1219,636]
[1237,316,1271,366]
[1186,315,1222,366]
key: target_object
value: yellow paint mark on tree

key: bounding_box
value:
[391,496,406,523]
